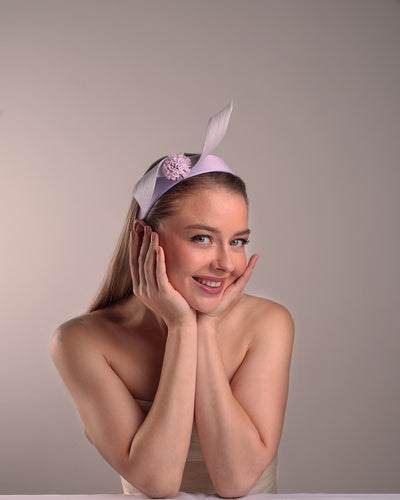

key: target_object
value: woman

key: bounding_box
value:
[51,104,294,498]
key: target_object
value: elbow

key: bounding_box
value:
[214,472,256,498]
[135,485,179,499]
[214,455,275,498]
[123,472,180,499]
[216,488,247,499]
[144,487,179,499]
[215,482,252,499]
[148,483,180,499]
[122,444,183,498]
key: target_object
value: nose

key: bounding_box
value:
[210,245,235,274]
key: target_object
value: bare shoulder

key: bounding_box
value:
[54,315,89,338]
[50,312,106,362]
[241,294,295,349]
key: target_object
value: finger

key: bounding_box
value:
[156,245,170,290]
[232,254,258,291]
[133,220,144,253]
[129,230,140,289]
[138,225,152,288]
[131,222,144,286]
[144,230,158,291]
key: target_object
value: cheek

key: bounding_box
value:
[162,243,193,280]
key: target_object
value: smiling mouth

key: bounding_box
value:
[193,277,222,288]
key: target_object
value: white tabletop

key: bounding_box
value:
[1,494,399,500]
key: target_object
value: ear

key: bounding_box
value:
[133,219,146,232]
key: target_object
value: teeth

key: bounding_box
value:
[194,277,222,288]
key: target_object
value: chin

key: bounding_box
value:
[172,278,224,314]
[187,297,222,315]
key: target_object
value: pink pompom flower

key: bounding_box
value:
[160,153,191,181]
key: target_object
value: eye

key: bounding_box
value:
[191,235,211,244]
[230,238,250,247]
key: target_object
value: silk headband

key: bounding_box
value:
[132,102,237,219]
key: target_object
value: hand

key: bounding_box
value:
[196,254,259,328]
[129,222,196,329]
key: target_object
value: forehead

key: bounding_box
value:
[165,187,248,227]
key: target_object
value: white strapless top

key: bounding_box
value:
[120,399,278,495]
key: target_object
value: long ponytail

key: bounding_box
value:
[88,198,139,312]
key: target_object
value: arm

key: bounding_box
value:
[51,225,197,498]
[194,269,294,497]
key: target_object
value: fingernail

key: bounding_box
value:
[145,225,151,236]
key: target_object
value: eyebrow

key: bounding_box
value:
[184,224,251,237]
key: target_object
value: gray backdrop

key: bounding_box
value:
[1,0,399,494]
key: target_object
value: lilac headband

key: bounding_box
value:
[132,102,236,219]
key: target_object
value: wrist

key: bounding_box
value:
[167,316,197,333]
[196,314,219,333]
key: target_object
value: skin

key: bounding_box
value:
[51,186,294,498]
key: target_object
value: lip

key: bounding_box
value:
[192,276,227,295]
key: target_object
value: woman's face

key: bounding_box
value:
[156,187,250,314]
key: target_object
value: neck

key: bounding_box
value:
[110,295,168,338]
